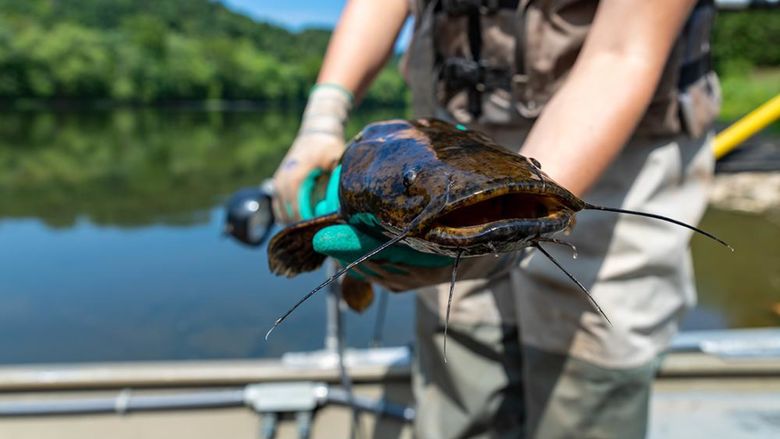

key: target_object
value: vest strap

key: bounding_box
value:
[678,55,712,90]
[438,0,519,15]
[678,0,716,89]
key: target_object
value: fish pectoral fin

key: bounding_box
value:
[267,213,342,277]
[341,276,374,313]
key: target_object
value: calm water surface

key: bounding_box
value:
[0,109,777,364]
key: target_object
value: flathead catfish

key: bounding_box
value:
[265,118,730,339]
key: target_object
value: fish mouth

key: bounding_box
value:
[422,184,576,254]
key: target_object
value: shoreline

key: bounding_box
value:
[710,172,780,215]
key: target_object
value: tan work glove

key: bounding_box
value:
[272,83,352,224]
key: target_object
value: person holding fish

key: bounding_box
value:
[271,0,721,437]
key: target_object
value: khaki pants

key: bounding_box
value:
[412,129,714,438]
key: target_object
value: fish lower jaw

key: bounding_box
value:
[420,215,571,256]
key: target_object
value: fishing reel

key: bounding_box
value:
[224,180,276,247]
[224,171,331,247]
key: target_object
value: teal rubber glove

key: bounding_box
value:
[297,166,453,281]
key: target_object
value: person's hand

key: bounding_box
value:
[273,133,344,224]
[272,84,352,224]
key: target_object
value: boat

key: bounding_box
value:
[2,3,777,438]
[0,287,778,439]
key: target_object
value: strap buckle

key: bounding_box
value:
[441,58,511,92]
[441,58,482,90]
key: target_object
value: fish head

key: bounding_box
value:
[338,119,586,257]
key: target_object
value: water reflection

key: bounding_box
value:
[0,108,403,227]
[0,109,293,228]
[689,208,780,329]
[0,107,414,365]
[0,108,776,364]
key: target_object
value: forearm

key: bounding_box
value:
[520,0,696,197]
[317,0,409,102]
[520,55,662,197]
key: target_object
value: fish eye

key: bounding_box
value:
[403,168,418,189]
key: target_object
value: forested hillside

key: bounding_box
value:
[0,0,407,104]
[0,0,776,109]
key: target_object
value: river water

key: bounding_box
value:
[0,108,777,364]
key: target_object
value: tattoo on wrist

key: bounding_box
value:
[282,159,299,170]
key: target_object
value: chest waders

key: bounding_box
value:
[405,0,720,137]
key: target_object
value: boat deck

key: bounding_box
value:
[0,330,779,438]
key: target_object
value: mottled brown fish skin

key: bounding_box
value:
[337,118,584,256]
[267,118,726,322]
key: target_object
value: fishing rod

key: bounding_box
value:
[224,181,396,438]
[224,180,392,348]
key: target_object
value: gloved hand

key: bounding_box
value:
[299,165,462,292]
[272,83,352,224]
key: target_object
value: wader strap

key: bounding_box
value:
[406,0,439,117]
[678,0,716,90]
[677,0,718,137]
[436,0,519,119]
[437,0,519,15]
[513,0,535,117]
[466,13,483,118]
[678,56,712,90]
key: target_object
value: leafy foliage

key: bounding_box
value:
[719,68,780,121]
[711,11,780,121]
[712,10,780,71]
[0,1,774,108]
[0,0,407,105]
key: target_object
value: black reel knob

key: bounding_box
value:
[224,181,275,247]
